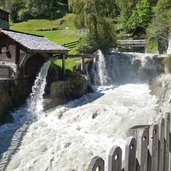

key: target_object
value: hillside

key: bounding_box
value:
[10,14,82,71]
[10,14,80,45]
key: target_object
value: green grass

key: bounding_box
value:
[53,58,80,71]
[10,14,82,70]
[10,14,81,44]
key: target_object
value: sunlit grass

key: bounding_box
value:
[10,14,82,70]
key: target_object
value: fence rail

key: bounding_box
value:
[117,40,148,47]
[63,40,79,49]
[63,39,148,50]
[88,113,171,171]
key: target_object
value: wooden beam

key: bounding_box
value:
[15,44,20,71]
[81,57,86,74]
[61,54,65,79]
[66,54,96,58]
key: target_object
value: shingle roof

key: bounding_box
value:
[0,9,10,14]
[0,29,69,53]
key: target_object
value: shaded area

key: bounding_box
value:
[0,107,30,171]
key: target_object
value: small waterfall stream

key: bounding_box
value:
[0,52,164,171]
[27,61,51,119]
[167,33,171,54]
[96,50,110,85]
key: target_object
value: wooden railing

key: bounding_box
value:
[63,40,80,50]
[117,40,148,47]
[88,113,171,171]
[63,39,148,50]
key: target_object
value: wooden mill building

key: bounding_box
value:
[0,9,69,80]
[0,29,69,79]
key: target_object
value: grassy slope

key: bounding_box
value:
[10,14,81,70]
[10,14,81,44]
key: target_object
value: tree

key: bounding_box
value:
[69,0,117,52]
[155,0,171,13]
[126,0,153,34]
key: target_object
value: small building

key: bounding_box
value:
[0,9,9,29]
[0,29,69,79]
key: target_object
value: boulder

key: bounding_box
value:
[50,75,92,105]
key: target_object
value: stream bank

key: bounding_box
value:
[151,73,171,113]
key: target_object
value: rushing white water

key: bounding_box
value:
[167,33,171,54]
[27,61,51,119]
[94,50,110,85]
[0,84,158,171]
[0,52,162,171]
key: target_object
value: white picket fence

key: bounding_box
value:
[88,113,171,171]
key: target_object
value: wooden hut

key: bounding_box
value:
[0,29,69,79]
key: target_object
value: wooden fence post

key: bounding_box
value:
[170,113,171,171]
[88,156,104,171]
[125,136,136,171]
[81,57,85,74]
[128,125,149,171]
[158,117,165,171]
[164,113,170,171]
[108,146,122,171]
[148,124,159,171]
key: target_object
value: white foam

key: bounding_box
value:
[4,84,158,171]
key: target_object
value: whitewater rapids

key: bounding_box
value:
[0,84,159,171]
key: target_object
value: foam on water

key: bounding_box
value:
[96,50,110,85]
[2,84,158,171]
[27,61,51,119]
[0,52,162,171]
[167,33,171,54]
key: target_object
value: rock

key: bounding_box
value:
[151,73,171,113]
[50,81,67,105]
[0,79,32,123]
[50,75,92,105]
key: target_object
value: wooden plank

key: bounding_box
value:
[108,146,122,171]
[164,113,170,171]
[61,54,65,79]
[129,125,149,171]
[66,54,96,59]
[148,124,159,171]
[128,125,150,142]
[170,113,171,171]
[137,128,149,171]
[158,117,165,171]
[125,136,136,171]
[81,57,85,73]
[88,156,104,171]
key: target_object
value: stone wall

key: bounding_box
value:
[151,73,171,113]
[0,78,33,123]
[0,18,9,29]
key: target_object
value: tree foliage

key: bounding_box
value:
[69,0,116,52]
[126,0,153,32]
[0,0,68,22]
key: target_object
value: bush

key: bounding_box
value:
[163,55,171,73]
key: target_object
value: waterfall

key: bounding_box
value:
[90,52,164,85]
[95,50,110,86]
[167,33,171,54]
[27,61,51,119]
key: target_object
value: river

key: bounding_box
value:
[0,52,162,171]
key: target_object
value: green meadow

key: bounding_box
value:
[10,14,81,70]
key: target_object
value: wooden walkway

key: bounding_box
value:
[117,39,148,47]
[63,39,148,50]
